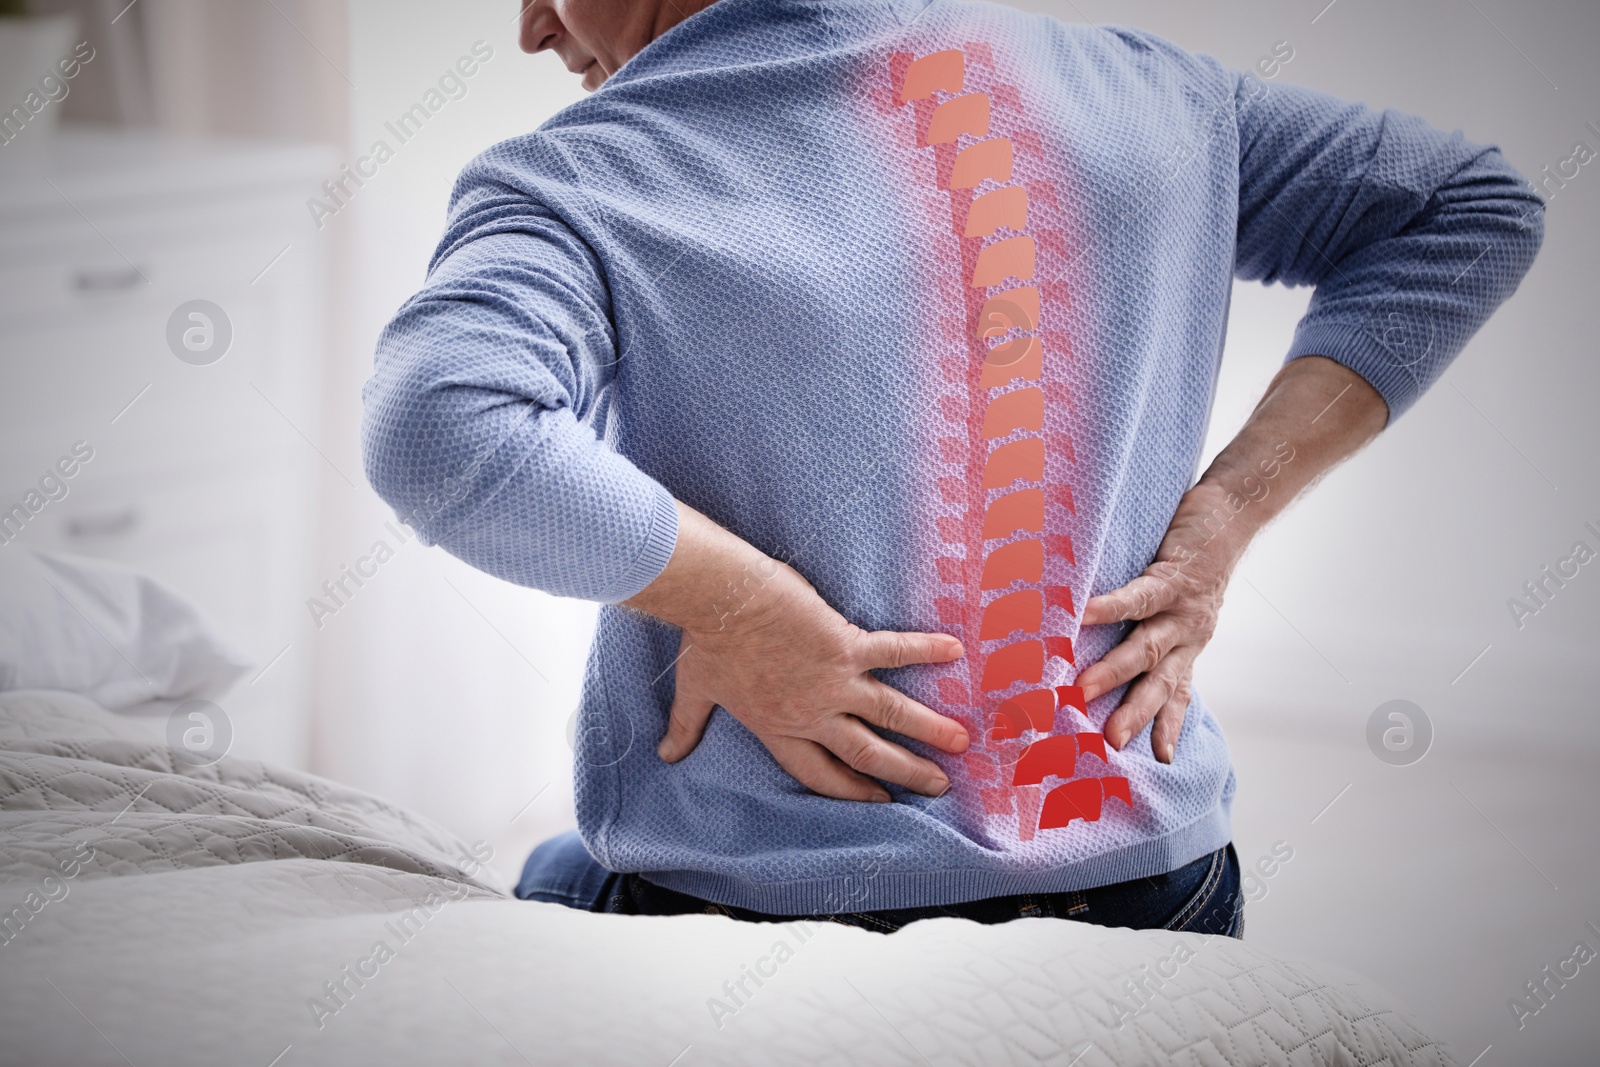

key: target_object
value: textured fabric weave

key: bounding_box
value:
[362,0,1542,913]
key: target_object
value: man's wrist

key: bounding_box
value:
[700,552,799,637]
[621,500,807,637]
[1163,478,1262,574]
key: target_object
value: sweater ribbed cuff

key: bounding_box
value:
[1286,319,1427,425]
[596,485,680,604]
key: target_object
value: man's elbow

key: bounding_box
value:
[1482,148,1547,274]
[1513,190,1546,268]
[360,365,468,541]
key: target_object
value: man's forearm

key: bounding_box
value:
[622,501,787,631]
[1079,354,1389,761]
[1173,355,1388,567]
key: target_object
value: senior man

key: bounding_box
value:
[363,0,1542,935]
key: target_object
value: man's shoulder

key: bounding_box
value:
[904,2,1229,81]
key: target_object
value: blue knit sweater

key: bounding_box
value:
[363,0,1542,913]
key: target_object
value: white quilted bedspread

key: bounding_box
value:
[0,689,1458,1066]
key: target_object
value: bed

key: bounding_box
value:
[0,552,1459,1066]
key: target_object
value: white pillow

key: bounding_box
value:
[0,549,251,710]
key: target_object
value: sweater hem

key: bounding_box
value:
[637,803,1232,915]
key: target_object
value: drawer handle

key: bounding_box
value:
[65,508,139,540]
[73,267,147,293]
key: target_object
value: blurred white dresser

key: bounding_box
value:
[0,130,335,770]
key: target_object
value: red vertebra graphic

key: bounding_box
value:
[979,589,1041,640]
[924,93,990,145]
[983,437,1044,489]
[950,138,1014,188]
[979,537,1041,588]
[972,235,1035,286]
[982,388,1044,438]
[1012,732,1108,785]
[982,487,1044,539]
[988,684,1093,741]
[981,639,1046,692]
[892,45,1133,839]
[966,186,1028,237]
[1044,635,1075,665]
[1039,777,1133,829]
[898,50,964,104]
[1055,684,1087,713]
[992,688,1056,737]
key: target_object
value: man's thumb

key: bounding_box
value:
[658,693,716,762]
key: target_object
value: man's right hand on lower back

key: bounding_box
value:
[625,501,969,803]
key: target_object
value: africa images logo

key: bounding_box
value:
[166,700,233,767]
[165,300,233,366]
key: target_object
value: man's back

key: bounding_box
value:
[364,0,1540,912]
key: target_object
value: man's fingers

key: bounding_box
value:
[767,735,891,803]
[1101,673,1168,752]
[816,718,951,797]
[852,679,969,754]
[1077,615,1183,702]
[855,629,965,671]
[1149,685,1191,764]
[657,690,716,762]
[1082,568,1181,627]
[1102,647,1195,751]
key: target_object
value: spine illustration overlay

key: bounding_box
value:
[888,45,1132,840]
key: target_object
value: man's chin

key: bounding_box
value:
[581,63,606,91]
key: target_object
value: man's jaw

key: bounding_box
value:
[556,48,602,89]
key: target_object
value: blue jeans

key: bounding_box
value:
[516,831,1243,937]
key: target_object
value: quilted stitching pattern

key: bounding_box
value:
[0,691,1458,1065]
[0,691,501,892]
